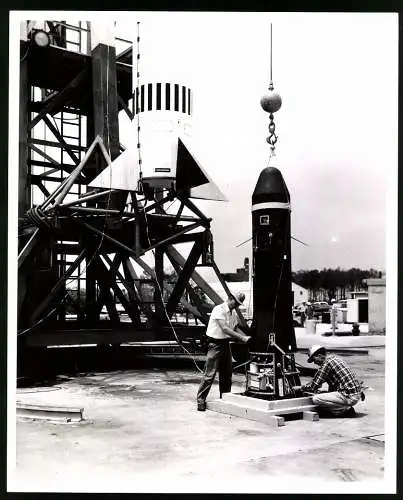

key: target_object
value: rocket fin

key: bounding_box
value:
[88,146,140,190]
[89,132,227,202]
[177,135,227,202]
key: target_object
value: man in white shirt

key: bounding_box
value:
[197,292,251,411]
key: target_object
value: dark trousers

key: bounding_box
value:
[197,339,232,404]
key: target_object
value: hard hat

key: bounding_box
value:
[307,344,326,363]
[232,292,246,306]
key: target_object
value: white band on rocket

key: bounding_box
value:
[252,202,291,211]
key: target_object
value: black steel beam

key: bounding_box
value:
[143,221,204,254]
[19,55,30,218]
[165,252,209,324]
[93,256,120,324]
[31,174,87,185]
[29,143,60,166]
[176,193,211,222]
[165,245,223,305]
[18,228,40,269]
[91,43,127,213]
[60,189,116,207]
[210,259,248,328]
[24,325,206,347]
[91,43,120,160]
[35,181,51,199]
[122,258,157,323]
[29,159,86,178]
[30,138,86,152]
[53,135,105,206]
[157,232,205,246]
[69,215,136,256]
[28,68,87,131]
[166,237,204,317]
[104,255,141,325]
[43,116,80,165]
[118,93,134,121]
[29,249,87,324]
[98,255,141,325]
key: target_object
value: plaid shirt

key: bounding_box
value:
[305,355,362,396]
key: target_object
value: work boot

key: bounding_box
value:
[197,401,206,412]
[343,407,357,418]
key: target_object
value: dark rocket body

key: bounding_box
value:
[251,166,296,353]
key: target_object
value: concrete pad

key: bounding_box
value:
[207,399,286,426]
[207,393,317,425]
[10,349,389,493]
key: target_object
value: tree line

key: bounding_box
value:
[292,267,383,302]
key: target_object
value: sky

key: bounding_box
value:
[113,12,398,274]
[11,12,398,277]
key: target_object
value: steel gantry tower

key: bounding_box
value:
[17,21,246,364]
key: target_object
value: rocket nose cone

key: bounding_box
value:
[252,166,290,205]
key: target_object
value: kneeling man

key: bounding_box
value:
[301,345,364,417]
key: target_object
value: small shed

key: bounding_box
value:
[346,291,368,323]
[364,278,386,334]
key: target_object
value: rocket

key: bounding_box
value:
[250,164,296,353]
[88,20,226,202]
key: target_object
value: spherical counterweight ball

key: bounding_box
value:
[260,90,282,113]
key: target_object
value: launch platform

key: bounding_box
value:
[206,393,319,427]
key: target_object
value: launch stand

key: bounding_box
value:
[16,21,241,377]
[207,336,319,427]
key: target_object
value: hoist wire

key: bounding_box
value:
[136,22,143,186]
[141,209,204,374]
[134,22,203,373]
[270,23,273,86]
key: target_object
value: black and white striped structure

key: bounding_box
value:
[131,81,193,189]
[133,82,193,117]
[250,165,296,353]
[90,78,225,200]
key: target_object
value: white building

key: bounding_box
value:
[208,281,308,319]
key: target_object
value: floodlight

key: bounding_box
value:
[33,29,50,48]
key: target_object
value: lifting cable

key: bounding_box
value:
[135,22,203,374]
[263,24,289,352]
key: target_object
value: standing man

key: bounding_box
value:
[197,292,251,411]
[300,345,364,417]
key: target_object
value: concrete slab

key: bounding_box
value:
[10,348,389,493]
[207,393,318,426]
